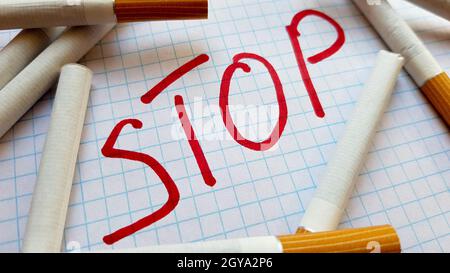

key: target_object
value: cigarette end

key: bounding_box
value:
[114,0,208,22]
[421,72,450,127]
[279,225,401,253]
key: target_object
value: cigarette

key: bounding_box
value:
[353,0,450,126]
[0,24,114,138]
[405,0,450,21]
[300,50,404,232]
[0,0,208,30]
[22,64,93,253]
[93,225,400,253]
[0,27,65,89]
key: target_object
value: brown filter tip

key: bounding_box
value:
[279,225,401,253]
[421,72,450,127]
[114,0,208,22]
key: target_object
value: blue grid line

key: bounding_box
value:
[1,116,447,195]
[1,81,440,167]
[0,0,448,252]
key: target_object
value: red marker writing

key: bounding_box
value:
[101,119,180,245]
[220,53,288,151]
[286,9,345,118]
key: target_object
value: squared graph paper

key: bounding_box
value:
[0,0,449,252]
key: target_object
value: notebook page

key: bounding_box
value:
[0,0,448,253]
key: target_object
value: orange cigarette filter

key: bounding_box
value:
[279,225,401,253]
[421,72,450,126]
[114,0,209,22]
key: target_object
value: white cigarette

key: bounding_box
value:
[0,0,209,30]
[22,64,93,253]
[0,27,65,89]
[93,237,283,253]
[300,50,405,232]
[90,225,402,253]
[0,0,116,30]
[0,24,114,138]
[353,0,443,87]
[405,0,450,21]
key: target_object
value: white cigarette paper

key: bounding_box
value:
[0,27,64,89]
[93,237,283,253]
[405,0,450,21]
[0,24,114,138]
[353,0,443,87]
[0,0,116,30]
[300,50,404,232]
[22,64,93,253]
